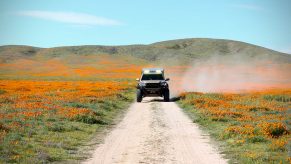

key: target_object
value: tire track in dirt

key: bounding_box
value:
[83,97,227,164]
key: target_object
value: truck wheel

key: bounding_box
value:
[136,89,143,102]
[164,89,170,102]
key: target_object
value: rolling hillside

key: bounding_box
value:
[0,38,290,82]
[0,38,290,63]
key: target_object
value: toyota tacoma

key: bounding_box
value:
[136,68,170,102]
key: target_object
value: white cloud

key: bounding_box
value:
[232,4,264,11]
[17,10,122,26]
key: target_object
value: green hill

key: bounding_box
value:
[0,38,290,64]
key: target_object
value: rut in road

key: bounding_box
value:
[83,97,227,164]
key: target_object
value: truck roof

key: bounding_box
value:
[142,68,164,72]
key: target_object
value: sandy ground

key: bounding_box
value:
[83,97,227,164]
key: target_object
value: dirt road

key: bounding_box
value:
[83,97,227,164]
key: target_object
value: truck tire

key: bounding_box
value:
[164,89,170,102]
[136,89,142,102]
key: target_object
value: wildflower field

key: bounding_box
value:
[179,90,291,163]
[0,80,136,163]
[0,54,146,163]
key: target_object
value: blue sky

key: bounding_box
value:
[0,0,290,53]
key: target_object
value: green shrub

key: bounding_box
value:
[263,95,291,102]
[74,114,107,125]
[0,89,7,95]
[247,136,267,143]
[48,124,66,132]
[65,102,90,108]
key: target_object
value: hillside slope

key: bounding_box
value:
[0,38,290,63]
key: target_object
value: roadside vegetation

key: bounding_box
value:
[0,80,135,163]
[178,90,290,163]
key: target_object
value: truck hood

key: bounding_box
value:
[142,80,164,83]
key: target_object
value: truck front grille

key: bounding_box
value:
[145,83,160,88]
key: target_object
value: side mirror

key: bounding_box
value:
[136,78,140,81]
[165,78,170,81]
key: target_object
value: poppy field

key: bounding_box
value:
[0,80,136,163]
[0,54,146,163]
[179,90,291,163]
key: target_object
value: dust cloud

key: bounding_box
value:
[174,55,291,93]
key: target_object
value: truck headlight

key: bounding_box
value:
[161,82,168,87]
[139,82,146,87]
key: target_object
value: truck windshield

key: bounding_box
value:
[141,74,164,80]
